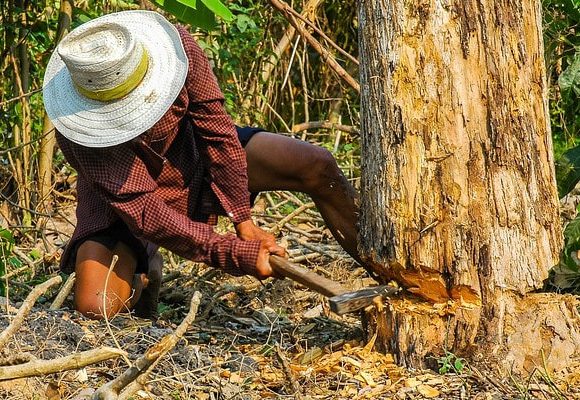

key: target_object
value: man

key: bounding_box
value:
[43,10,362,319]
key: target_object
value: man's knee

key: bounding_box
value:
[301,146,343,195]
[75,292,112,319]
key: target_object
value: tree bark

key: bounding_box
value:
[358,0,580,373]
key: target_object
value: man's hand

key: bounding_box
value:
[235,220,287,279]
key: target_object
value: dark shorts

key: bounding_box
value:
[75,125,264,274]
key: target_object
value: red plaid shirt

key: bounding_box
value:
[57,26,261,276]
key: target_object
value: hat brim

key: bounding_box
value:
[43,11,188,148]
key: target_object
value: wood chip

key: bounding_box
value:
[358,371,377,387]
[340,356,362,369]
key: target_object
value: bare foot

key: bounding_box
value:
[133,252,163,319]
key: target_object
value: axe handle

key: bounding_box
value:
[269,255,346,298]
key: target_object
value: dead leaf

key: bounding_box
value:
[302,304,323,319]
[404,377,420,388]
[45,381,61,400]
[299,347,323,364]
[417,384,440,398]
[359,371,377,387]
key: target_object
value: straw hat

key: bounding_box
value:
[43,10,188,148]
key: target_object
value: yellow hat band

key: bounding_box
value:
[75,47,149,102]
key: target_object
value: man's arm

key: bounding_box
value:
[60,135,263,277]
[177,27,287,272]
[178,26,252,226]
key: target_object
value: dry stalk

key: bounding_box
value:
[269,0,360,92]
[0,275,62,349]
[283,4,359,66]
[0,347,127,380]
[102,255,132,367]
[49,272,76,310]
[93,291,203,400]
[275,344,303,398]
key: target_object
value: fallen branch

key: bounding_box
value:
[291,120,359,135]
[93,291,203,400]
[49,272,76,310]
[0,265,29,281]
[269,0,360,92]
[0,275,62,349]
[274,201,315,232]
[287,235,340,259]
[0,347,126,380]
[0,352,36,367]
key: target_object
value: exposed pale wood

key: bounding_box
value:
[0,347,126,380]
[0,276,62,349]
[358,0,573,373]
[364,294,580,373]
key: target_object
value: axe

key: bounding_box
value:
[269,255,399,315]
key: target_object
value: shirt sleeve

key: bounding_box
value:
[178,26,252,225]
[58,135,261,277]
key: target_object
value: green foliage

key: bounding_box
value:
[550,212,580,291]
[436,351,467,375]
[544,0,580,294]
[149,0,233,30]
[544,0,580,158]
[0,229,16,296]
[555,145,580,197]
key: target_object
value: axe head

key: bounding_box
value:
[329,285,400,315]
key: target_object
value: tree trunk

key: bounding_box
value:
[37,0,73,215]
[358,0,580,373]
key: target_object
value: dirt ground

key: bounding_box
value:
[1,199,579,399]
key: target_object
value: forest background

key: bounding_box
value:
[0,0,579,301]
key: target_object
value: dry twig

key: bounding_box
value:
[0,275,62,349]
[0,347,126,380]
[49,272,76,310]
[272,201,315,233]
[93,291,203,400]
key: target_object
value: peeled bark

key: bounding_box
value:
[358,0,580,373]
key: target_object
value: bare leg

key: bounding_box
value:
[244,132,362,264]
[74,240,143,319]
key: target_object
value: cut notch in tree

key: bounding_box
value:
[357,0,580,374]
